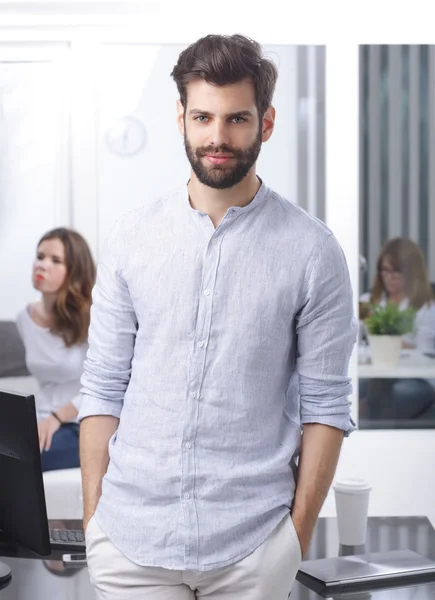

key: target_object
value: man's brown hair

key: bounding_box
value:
[170,34,278,117]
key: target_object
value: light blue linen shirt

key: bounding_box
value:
[79,180,358,571]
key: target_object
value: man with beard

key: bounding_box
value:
[79,34,358,599]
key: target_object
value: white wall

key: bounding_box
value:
[96,44,188,248]
[0,47,70,319]
[0,2,433,527]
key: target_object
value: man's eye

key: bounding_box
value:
[195,116,209,123]
[232,117,246,124]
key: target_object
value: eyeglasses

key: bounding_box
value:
[379,268,402,277]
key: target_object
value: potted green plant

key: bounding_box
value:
[363,303,416,366]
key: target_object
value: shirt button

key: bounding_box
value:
[197,340,204,348]
[184,493,190,500]
[190,391,197,399]
[204,289,210,296]
[185,442,192,449]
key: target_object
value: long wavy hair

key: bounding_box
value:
[371,237,434,310]
[37,228,96,347]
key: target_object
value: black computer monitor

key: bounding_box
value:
[0,390,51,555]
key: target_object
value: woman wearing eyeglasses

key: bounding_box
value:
[360,237,435,421]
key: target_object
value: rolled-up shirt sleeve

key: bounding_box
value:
[296,233,358,437]
[78,217,138,421]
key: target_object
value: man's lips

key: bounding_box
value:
[35,274,44,281]
[204,155,234,165]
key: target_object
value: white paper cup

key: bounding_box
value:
[333,477,371,545]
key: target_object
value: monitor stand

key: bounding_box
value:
[0,561,12,589]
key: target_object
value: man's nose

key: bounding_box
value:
[208,120,230,148]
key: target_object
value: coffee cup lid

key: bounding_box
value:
[333,477,371,494]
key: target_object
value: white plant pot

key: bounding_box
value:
[368,335,402,366]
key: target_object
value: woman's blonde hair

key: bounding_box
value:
[37,228,96,347]
[371,237,434,309]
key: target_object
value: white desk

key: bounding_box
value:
[359,349,435,379]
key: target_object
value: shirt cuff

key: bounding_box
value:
[78,394,123,422]
[301,415,357,437]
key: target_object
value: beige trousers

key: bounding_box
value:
[86,513,302,599]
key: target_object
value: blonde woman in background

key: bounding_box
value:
[16,228,95,470]
[360,238,435,420]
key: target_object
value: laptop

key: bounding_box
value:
[296,549,435,596]
[0,389,85,555]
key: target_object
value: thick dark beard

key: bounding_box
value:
[184,128,262,190]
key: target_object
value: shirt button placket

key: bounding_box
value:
[183,241,217,569]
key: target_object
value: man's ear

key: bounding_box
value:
[176,100,185,136]
[261,105,276,143]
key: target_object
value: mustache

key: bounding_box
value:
[196,145,244,159]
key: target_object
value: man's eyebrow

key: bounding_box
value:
[188,109,254,118]
[229,110,255,118]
